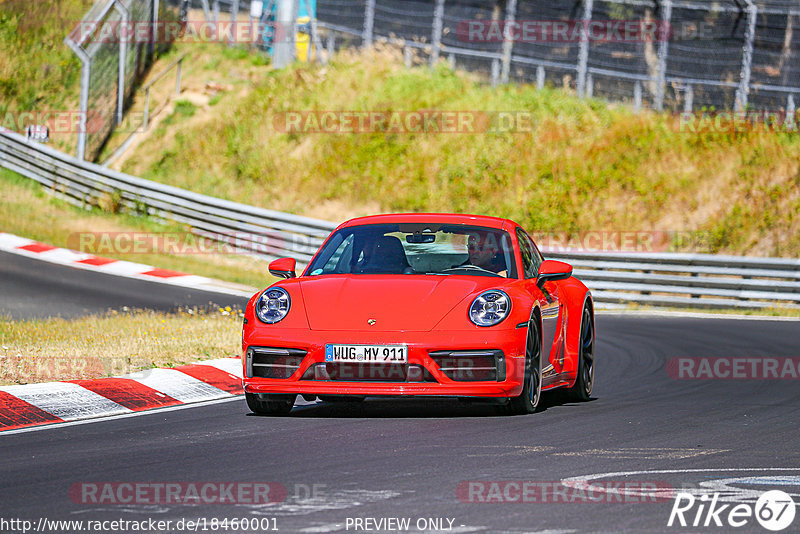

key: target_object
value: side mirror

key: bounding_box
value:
[536,259,572,289]
[268,257,296,279]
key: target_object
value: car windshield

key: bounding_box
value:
[306,223,517,278]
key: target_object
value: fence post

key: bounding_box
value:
[735,0,757,112]
[176,57,183,96]
[114,1,129,125]
[143,88,151,130]
[683,84,693,112]
[309,1,322,64]
[326,30,335,62]
[654,0,673,111]
[273,0,297,68]
[149,0,160,60]
[363,0,375,47]
[536,65,545,89]
[430,0,445,67]
[500,0,518,83]
[634,80,642,111]
[576,0,594,97]
[491,58,500,86]
[229,0,240,47]
[199,0,212,22]
[786,94,796,130]
[64,39,90,161]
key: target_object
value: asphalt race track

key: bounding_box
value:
[2,258,799,534]
[0,250,247,319]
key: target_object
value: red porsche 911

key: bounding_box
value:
[241,213,594,415]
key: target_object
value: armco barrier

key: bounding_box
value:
[1,128,798,311]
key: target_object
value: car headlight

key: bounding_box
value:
[469,290,511,327]
[255,287,291,324]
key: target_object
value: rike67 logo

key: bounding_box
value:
[668,490,796,531]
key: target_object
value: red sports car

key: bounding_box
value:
[241,213,594,415]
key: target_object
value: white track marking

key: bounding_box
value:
[243,489,404,516]
[0,232,255,297]
[0,382,130,420]
[125,368,232,403]
[36,248,92,263]
[199,358,244,378]
[597,309,799,322]
[552,447,728,460]
[562,468,800,504]
[0,233,34,249]
[0,396,242,436]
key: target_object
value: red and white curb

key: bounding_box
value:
[0,232,256,298]
[0,358,243,432]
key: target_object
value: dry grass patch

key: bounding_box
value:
[0,307,242,385]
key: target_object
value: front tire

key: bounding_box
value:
[566,303,594,402]
[507,319,542,415]
[246,393,296,415]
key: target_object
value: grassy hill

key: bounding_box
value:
[2,0,799,258]
[119,46,800,257]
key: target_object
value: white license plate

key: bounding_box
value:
[325,344,407,363]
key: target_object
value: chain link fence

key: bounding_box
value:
[315,0,800,114]
[65,0,184,161]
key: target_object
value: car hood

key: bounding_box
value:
[298,275,496,332]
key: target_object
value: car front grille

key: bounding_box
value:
[246,347,307,379]
[429,350,505,382]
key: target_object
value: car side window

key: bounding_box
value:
[525,231,544,273]
[516,228,537,279]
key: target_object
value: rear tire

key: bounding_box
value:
[566,303,594,402]
[507,319,542,415]
[246,393,295,416]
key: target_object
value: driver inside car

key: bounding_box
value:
[461,232,508,276]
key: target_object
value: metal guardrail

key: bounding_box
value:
[1,128,799,311]
[0,129,334,264]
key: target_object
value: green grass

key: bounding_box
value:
[118,46,800,258]
[0,0,92,153]
[0,167,270,289]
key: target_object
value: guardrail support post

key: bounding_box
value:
[536,65,545,89]
[576,0,594,97]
